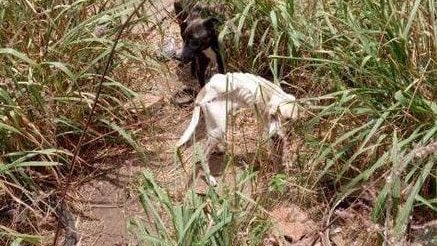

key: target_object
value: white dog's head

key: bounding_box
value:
[269,94,298,121]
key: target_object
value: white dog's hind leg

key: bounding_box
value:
[201,102,227,186]
[200,129,224,186]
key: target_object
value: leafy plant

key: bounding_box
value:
[130,171,235,245]
[210,0,436,243]
[130,166,272,246]
[0,0,160,243]
[268,173,287,194]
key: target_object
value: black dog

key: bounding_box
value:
[174,1,225,87]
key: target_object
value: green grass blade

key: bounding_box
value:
[394,158,434,236]
[100,119,147,164]
[0,48,37,66]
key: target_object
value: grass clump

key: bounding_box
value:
[0,0,160,243]
[216,0,436,243]
[130,168,271,246]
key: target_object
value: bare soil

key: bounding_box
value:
[70,1,190,245]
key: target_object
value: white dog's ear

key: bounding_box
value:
[268,96,298,121]
[280,102,298,120]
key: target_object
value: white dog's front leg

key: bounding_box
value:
[201,135,222,186]
[267,117,284,138]
[206,175,218,186]
[266,116,285,169]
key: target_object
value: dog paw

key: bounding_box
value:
[207,175,218,187]
[212,144,225,154]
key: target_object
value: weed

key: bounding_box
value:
[0,0,160,243]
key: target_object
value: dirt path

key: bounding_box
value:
[70,2,263,243]
[71,1,196,245]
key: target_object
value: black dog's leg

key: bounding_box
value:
[174,1,187,33]
[174,1,189,39]
[191,58,197,76]
[215,49,225,73]
[211,41,225,73]
[212,47,225,73]
[196,55,209,87]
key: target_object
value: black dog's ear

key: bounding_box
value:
[174,1,183,15]
[174,1,187,23]
[191,4,203,15]
[203,17,220,30]
[186,3,203,21]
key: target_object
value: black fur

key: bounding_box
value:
[174,1,225,87]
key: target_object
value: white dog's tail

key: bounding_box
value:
[177,106,201,147]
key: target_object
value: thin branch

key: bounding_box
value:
[52,1,148,245]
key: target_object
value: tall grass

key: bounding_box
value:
[218,0,436,243]
[1,0,435,244]
[0,0,160,244]
[130,167,270,246]
[133,0,435,245]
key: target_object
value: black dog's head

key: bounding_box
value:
[179,17,219,62]
[174,2,220,63]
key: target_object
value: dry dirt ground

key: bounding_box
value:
[72,1,186,245]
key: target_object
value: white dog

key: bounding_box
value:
[176,72,298,185]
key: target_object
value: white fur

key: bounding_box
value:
[177,72,298,185]
[177,106,201,147]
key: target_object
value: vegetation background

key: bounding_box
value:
[0,0,435,245]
